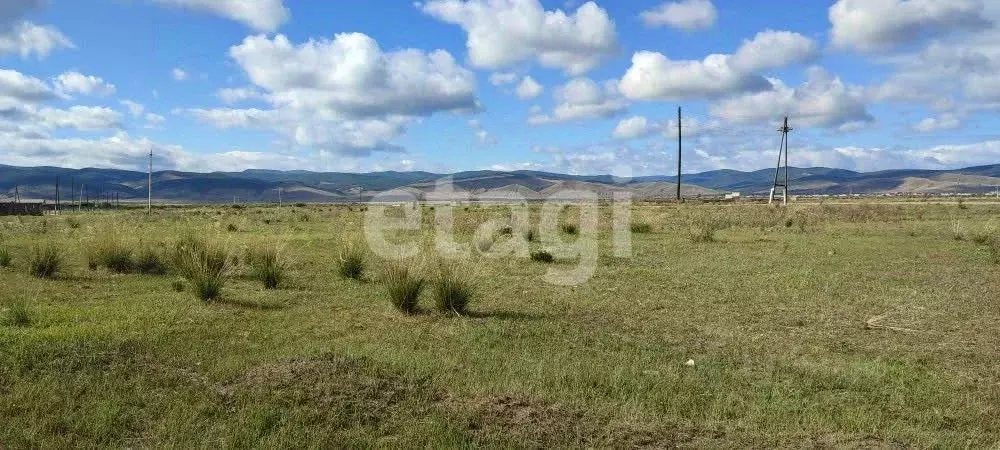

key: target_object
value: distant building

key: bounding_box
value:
[724,192,741,200]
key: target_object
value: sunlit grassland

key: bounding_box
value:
[1,199,999,447]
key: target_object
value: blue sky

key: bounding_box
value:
[2,0,999,175]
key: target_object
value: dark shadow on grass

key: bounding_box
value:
[464,310,547,321]
[215,297,289,310]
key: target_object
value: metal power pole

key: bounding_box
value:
[147,148,153,214]
[768,117,793,206]
[676,106,682,202]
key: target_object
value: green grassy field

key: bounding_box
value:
[1,200,999,447]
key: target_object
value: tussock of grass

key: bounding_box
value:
[687,215,728,243]
[560,223,579,235]
[135,247,167,275]
[338,242,367,280]
[89,239,135,273]
[630,222,652,233]
[247,245,287,289]
[433,262,475,315]
[65,217,81,229]
[0,246,11,268]
[29,244,63,279]
[530,249,554,263]
[381,259,424,314]
[1,300,31,327]
[475,235,493,254]
[174,239,233,301]
[524,229,538,242]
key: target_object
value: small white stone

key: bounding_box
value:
[685,359,696,367]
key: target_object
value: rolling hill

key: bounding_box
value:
[2,163,999,203]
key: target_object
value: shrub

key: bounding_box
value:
[29,244,63,279]
[382,259,424,314]
[294,202,307,208]
[524,229,538,242]
[560,223,579,235]
[498,226,513,236]
[174,241,232,301]
[630,222,652,233]
[226,223,239,232]
[66,217,81,229]
[0,247,11,267]
[530,249,554,263]
[433,263,475,315]
[2,301,31,327]
[135,247,167,275]
[247,245,287,289]
[338,242,367,280]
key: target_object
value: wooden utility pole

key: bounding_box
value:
[147,148,153,214]
[277,187,282,207]
[676,106,682,202]
[14,185,19,203]
[768,117,793,206]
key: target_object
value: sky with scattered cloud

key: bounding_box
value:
[2,0,1000,175]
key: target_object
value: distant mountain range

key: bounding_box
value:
[2,163,1000,203]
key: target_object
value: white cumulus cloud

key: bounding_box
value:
[829,0,990,53]
[710,66,873,129]
[619,30,816,101]
[640,0,717,31]
[529,77,626,124]
[54,71,116,97]
[186,32,479,156]
[420,0,619,75]
[613,116,655,140]
[912,113,961,132]
[0,1,73,58]
[151,0,290,32]
[515,76,543,99]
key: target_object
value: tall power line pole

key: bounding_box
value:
[676,106,682,202]
[55,177,60,214]
[147,148,153,214]
[768,117,793,206]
